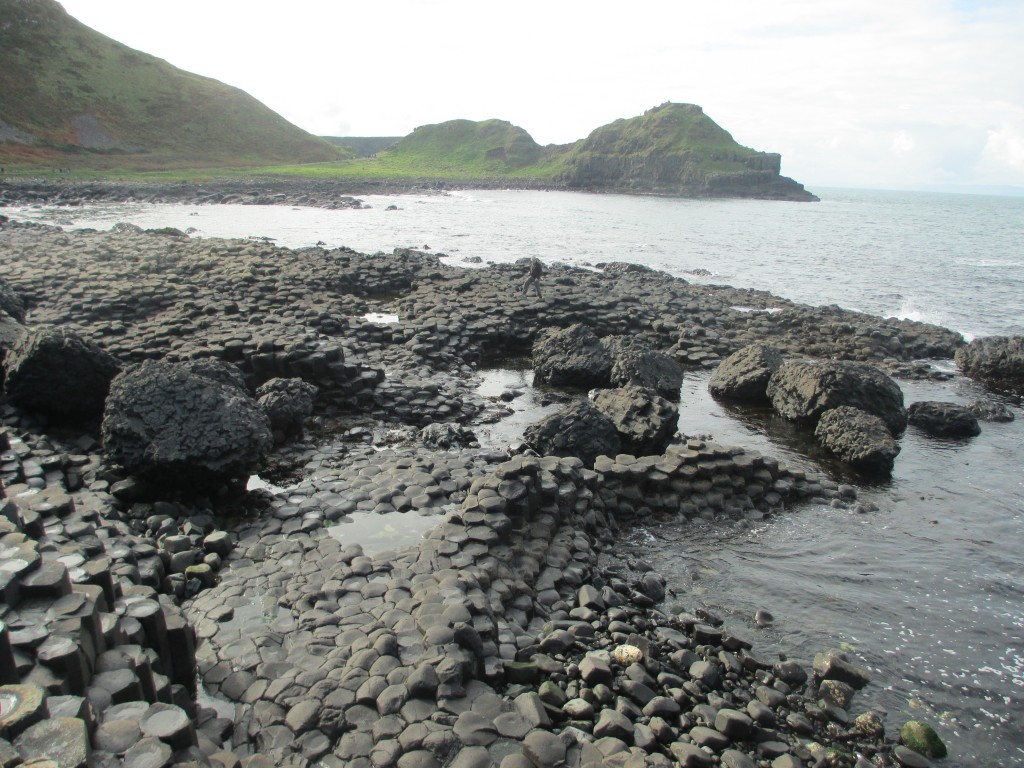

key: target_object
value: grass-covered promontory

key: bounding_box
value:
[0,0,338,168]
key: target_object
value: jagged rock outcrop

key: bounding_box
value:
[814,406,901,473]
[524,399,620,466]
[102,360,273,484]
[708,343,784,403]
[955,335,1024,395]
[907,401,981,438]
[767,360,907,434]
[604,336,683,400]
[591,386,679,457]
[2,327,121,420]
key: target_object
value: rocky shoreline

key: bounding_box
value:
[0,211,984,767]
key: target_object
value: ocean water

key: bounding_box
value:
[7,188,1024,763]
[10,187,1024,340]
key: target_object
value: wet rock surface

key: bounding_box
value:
[907,401,981,439]
[0,213,975,766]
[954,335,1024,395]
[767,360,908,435]
[814,407,901,474]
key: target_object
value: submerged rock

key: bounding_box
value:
[708,343,784,403]
[907,400,981,438]
[767,359,907,434]
[814,406,900,472]
[955,335,1024,395]
[966,399,1015,422]
[102,360,273,484]
[899,720,948,759]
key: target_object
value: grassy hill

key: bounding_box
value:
[0,0,339,169]
[552,102,811,199]
[265,107,815,199]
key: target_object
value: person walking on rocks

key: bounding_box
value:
[522,257,543,298]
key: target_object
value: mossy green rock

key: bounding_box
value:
[900,720,947,758]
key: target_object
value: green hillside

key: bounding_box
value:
[552,102,812,199]
[0,0,339,168]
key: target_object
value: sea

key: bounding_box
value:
[7,187,1024,765]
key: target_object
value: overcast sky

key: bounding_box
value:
[57,0,1024,191]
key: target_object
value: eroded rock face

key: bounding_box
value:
[814,406,900,473]
[102,360,273,484]
[767,360,907,434]
[524,399,620,466]
[708,343,784,403]
[955,335,1024,395]
[591,386,679,457]
[3,327,121,420]
[605,336,683,401]
[907,401,981,438]
[532,324,611,389]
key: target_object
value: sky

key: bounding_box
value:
[56,0,1024,192]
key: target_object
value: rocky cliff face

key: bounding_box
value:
[555,103,817,201]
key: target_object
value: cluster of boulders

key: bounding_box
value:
[524,325,683,463]
[706,343,1008,474]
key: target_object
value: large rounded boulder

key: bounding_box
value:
[708,343,784,403]
[604,336,683,401]
[524,399,620,466]
[102,360,273,484]
[907,401,981,438]
[533,324,612,389]
[3,328,121,420]
[814,406,901,473]
[767,360,907,434]
[591,385,679,457]
[954,335,1024,395]
[256,377,318,439]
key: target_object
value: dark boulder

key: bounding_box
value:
[591,386,679,456]
[814,406,900,473]
[102,360,273,484]
[524,399,620,466]
[767,360,907,434]
[708,343,784,403]
[955,335,1024,395]
[604,336,683,401]
[3,328,121,420]
[0,278,26,323]
[532,324,612,389]
[907,401,981,438]
[256,377,318,437]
